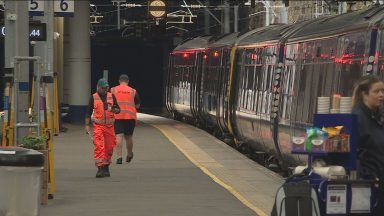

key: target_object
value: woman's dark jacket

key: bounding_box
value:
[352,102,384,179]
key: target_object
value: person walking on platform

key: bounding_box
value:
[352,75,384,215]
[111,74,141,164]
[85,78,120,178]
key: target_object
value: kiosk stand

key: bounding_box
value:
[291,114,377,215]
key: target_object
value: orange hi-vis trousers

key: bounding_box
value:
[93,123,116,167]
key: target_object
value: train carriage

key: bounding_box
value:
[230,24,297,165]
[166,4,384,169]
[200,33,239,136]
[166,36,211,121]
[276,4,384,167]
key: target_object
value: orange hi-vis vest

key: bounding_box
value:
[92,92,115,125]
[111,84,137,120]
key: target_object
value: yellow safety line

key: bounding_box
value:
[151,124,268,216]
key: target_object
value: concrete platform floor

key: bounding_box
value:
[40,113,283,216]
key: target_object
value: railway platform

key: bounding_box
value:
[39,113,283,216]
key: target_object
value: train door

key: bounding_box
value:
[190,51,204,120]
[235,47,264,148]
[210,49,222,128]
[199,50,210,123]
[217,48,231,134]
[174,52,193,117]
[169,53,182,117]
[165,54,175,114]
[200,50,211,124]
[259,45,277,154]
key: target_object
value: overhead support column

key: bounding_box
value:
[33,0,54,126]
[64,0,91,124]
[34,0,54,77]
[234,3,239,32]
[4,0,30,144]
[265,1,270,26]
[280,1,288,24]
[204,0,210,34]
[223,0,230,33]
[54,18,65,103]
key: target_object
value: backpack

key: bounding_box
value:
[271,181,321,216]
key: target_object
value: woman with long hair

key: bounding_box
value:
[352,74,384,215]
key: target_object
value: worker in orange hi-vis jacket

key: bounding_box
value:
[111,74,141,164]
[85,78,120,178]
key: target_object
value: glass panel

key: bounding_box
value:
[282,44,299,122]
[263,46,276,116]
[237,50,246,110]
[297,42,315,123]
[336,33,366,96]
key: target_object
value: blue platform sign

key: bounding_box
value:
[29,0,74,17]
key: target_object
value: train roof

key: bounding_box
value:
[172,36,212,53]
[209,32,240,48]
[236,24,291,47]
[287,4,384,42]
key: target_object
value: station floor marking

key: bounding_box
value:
[151,124,268,216]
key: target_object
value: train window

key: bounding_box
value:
[300,63,313,122]
[280,64,294,120]
[239,48,255,112]
[296,42,315,123]
[260,46,276,116]
[249,65,257,112]
[289,33,367,128]
[336,32,366,96]
[281,43,299,122]
[237,50,246,110]
[301,41,316,64]
[204,57,217,112]
[245,68,252,111]
[290,40,331,125]
[255,67,262,114]
[314,38,338,97]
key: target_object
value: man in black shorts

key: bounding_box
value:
[111,75,141,164]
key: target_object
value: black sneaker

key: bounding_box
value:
[103,165,110,177]
[96,166,105,178]
[126,153,133,163]
[116,158,122,164]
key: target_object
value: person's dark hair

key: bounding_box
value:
[352,75,382,107]
[119,74,129,82]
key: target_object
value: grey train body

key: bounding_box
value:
[166,5,384,168]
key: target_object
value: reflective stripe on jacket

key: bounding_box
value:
[111,84,137,120]
[92,92,115,125]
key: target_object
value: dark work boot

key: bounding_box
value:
[103,165,110,177]
[96,166,105,178]
[116,157,122,164]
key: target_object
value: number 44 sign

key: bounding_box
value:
[29,0,74,17]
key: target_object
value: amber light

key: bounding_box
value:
[213,51,220,57]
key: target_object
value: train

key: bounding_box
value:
[165,4,384,170]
